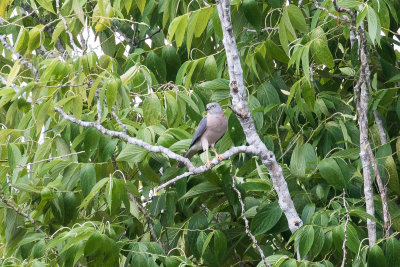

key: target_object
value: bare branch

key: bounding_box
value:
[54,106,195,169]
[0,187,43,233]
[216,0,302,233]
[366,145,391,238]
[341,189,350,267]
[56,0,80,53]
[6,173,20,194]
[354,22,376,245]
[243,27,278,33]
[230,162,270,267]
[312,0,349,22]
[0,35,38,76]
[129,193,168,252]
[373,110,387,145]
[156,145,256,191]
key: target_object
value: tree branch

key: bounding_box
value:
[0,187,43,233]
[312,0,350,22]
[55,0,80,53]
[366,145,391,238]
[373,110,387,145]
[230,162,270,267]
[341,189,350,267]
[54,106,196,169]
[216,0,302,233]
[156,145,255,191]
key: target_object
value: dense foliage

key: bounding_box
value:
[1,0,400,266]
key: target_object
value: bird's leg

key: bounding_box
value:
[205,148,213,168]
[211,147,224,161]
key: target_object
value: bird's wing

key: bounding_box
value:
[189,116,207,148]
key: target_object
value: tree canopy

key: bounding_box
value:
[1,0,400,266]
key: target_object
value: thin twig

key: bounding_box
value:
[312,0,349,22]
[366,145,391,238]
[129,194,168,252]
[230,162,270,267]
[243,27,278,33]
[56,0,80,53]
[0,188,43,233]
[341,189,350,267]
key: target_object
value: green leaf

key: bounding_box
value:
[36,99,53,136]
[301,203,315,225]
[36,0,56,14]
[79,178,109,210]
[142,96,161,125]
[121,65,139,85]
[248,96,263,130]
[14,27,29,53]
[337,0,362,8]
[136,0,146,14]
[116,144,148,164]
[243,0,262,30]
[265,39,289,63]
[73,0,85,25]
[279,20,289,55]
[330,148,360,160]
[149,194,166,217]
[7,143,21,170]
[302,80,315,110]
[80,164,96,197]
[198,79,229,90]
[146,51,167,82]
[310,227,325,259]
[368,244,387,267]
[213,230,227,261]
[168,14,188,48]
[295,225,314,259]
[188,213,208,258]
[27,25,44,53]
[287,5,307,32]
[367,6,380,45]
[106,78,119,112]
[195,7,213,38]
[290,143,317,178]
[166,93,179,127]
[318,158,346,189]
[203,55,218,80]
[250,202,282,236]
[180,182,220,200]
[385,155,400,194]
[311,27,334,68]
[84,231,103,256]
[7,60,21,87]
[386,237,400,267]
[301,46,310,80]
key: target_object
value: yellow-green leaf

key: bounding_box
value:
[36,0,56,13]
[7,60,21,87]
[194,7,213,38]
[136,0,146,14]
[14,27,29,53]
[73,0,85,25]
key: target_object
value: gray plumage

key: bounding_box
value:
[178,102,228,168]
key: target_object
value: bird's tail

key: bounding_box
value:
[178,147,198,168]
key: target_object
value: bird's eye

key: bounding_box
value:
[212,105,216,108]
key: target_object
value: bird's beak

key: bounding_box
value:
[205,106,210,111]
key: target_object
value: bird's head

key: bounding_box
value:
[206,102,223,114]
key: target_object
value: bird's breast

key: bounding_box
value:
[204,113,228,145]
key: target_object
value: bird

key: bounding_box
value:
[178,102,228,168]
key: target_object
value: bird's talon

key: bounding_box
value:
[206,160,214,168]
